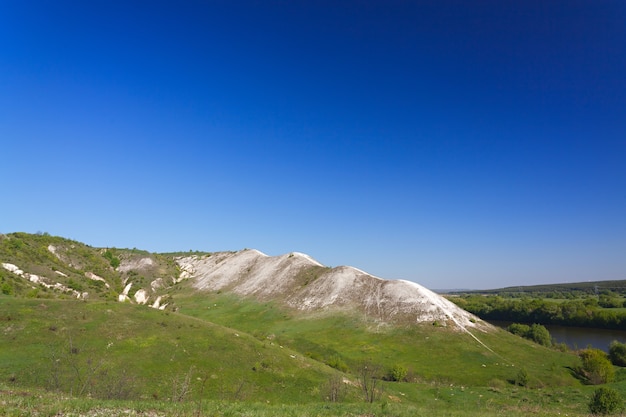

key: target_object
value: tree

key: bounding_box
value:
[323,375,345,402]
[528,324,552,347]
[588,387,624,415]
[357,361,382,403]
[608,340,626,367]
[579,348,615,385]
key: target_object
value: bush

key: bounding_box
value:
[389,364,408,382]
[514,368,529,387]
[609,340,626,367]
[1,282,13,295]
[579,348,615,385]
[588,387,624,415]
[325,355,348,373]
[507,323,530,337]
[506,323,551,347]
[528,324,551,347]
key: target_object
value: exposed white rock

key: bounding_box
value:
[55,270,68,277]
[48,244,59,257]
[2,263,24,276]
[85,272,110,288]
[117,257,154,273]
[176,250,491,333]
[122,283,132,296]
[118,282,133,303]
[150,278,164,291]
[134,289,149,304]
[1,262,87,298]
[151,296,162,309]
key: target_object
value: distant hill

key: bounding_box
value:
[0,232,486,332]
[0,231,584,412]
[450,280,626,296]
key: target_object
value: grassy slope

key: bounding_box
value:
[2,293,621,416]
[2,233,626,415]
[0,296,343,404]
[173,290,580,387]
[0,233,179,301]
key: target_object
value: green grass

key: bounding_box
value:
[0,381,619,416]
[2,293,626,416]
[0,296,343,403]
[3,232,626,415]
[173,290,581,387]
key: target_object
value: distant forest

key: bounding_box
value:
[449,281,626,330]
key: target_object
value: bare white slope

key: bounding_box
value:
[176,250,490,332]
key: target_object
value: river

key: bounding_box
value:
[488,321,626,352]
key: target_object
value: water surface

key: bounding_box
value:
[489,321,626,352]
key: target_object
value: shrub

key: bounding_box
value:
[389,364,408,382]
[1,282,13,295]
[514,368,529,387]
[325,355,348,373]
[609,340,626,367]
[507,323,530,337]
[579,348,615,384]
[506,323,551,347]
[588,387,624,415]
[322,375,345,402]
[528,324,551,346]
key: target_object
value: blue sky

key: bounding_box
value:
[1,1,625,289]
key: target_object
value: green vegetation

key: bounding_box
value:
[453,281,626,297]
[588,387,624,415]
[2,232,626,416]
[450,294,626,330]
[0,232,180,302]
[609,341,626,367]
[171,290,580,388]
[0,297,339,403]
[103,249,120,269]
[578,348,615,385]
[506,323,551,347]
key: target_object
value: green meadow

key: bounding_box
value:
[2,292,625,416]
[1,233,625,415]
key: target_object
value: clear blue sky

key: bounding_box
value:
[1,1,625,289]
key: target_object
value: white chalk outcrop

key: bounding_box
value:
[2,262,86,299]
[2,263,24,276]
[85,272,110,288]
[176,250,489,332]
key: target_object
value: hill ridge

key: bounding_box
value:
[176,249,490,332]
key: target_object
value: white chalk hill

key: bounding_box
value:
[177,249,490,332]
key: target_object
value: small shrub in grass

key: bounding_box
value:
[608,340,626,367]
[325,355,348,372]
[514,368,529,387]
[588,387,624,415]
[388,364,408,382]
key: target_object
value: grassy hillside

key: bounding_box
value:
[2,232,625,416]
[0,296,344,404]
[1,294,619,416]
[0,232,179,304]
[172,290,580,388]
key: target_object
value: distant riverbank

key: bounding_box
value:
[489,321,626,352]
